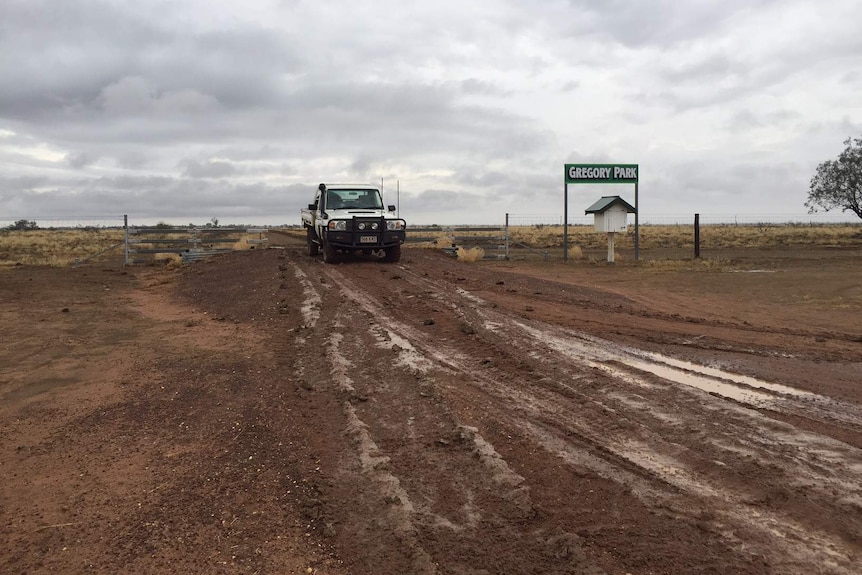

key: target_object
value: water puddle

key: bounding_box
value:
[635,352,815,398]
[618,358,774,405]
[512,320,813,407]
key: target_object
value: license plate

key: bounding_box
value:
[360,235,376,243]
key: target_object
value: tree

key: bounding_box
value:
[806,136,862,220]
[7,219,38,230]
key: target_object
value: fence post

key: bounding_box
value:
[694,213,700,259]
[123,214,130,266]
[505,213,510,259]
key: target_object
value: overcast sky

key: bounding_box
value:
[2,0,861,226]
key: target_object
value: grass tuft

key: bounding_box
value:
[153,253,183,269]
[457,246,485,262]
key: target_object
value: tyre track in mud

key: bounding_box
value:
[285,257,606,574]
[300,251,862,575]
[174,247,860,574]
[287,257,745,573]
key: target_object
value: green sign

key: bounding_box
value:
[565,164,638,184]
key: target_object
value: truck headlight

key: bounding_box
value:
[328,220,347,231]
[386,220,403,231]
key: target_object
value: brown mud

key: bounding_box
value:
[2,238,860,574]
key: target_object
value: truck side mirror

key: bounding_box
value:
[308,203,317,210]
[388,205,396,212]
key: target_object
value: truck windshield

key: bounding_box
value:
[326,189,383,210]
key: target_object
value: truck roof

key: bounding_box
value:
[322,183,379,190]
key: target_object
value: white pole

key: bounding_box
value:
[607,232,615,263]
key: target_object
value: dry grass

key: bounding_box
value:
[3,223,859,267]
[567,245,584,259]
[153,253,184,269]
[456,246,485,262]
[505,223,861,250]
[695,224,860,249]
[232,230,268,251]
[0,228,125,267]
[0,227,269,267]
[404,223,859,265]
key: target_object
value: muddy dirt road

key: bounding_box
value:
[2,243,861,574]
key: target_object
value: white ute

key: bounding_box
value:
[301,183,407,263]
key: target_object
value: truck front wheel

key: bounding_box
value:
[322,240,340,264]
[306,228,319,256]
[383,244,401,263]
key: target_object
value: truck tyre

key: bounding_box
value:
[306,228,319,256]
[384,244,401,263]
[322,240,339,264]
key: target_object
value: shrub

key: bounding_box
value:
[6,219,38,231]
[457,246,485,262]
[568,245,584,259]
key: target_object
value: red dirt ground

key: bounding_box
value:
[1,237,861,574]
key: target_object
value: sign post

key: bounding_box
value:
[563,164,639,261]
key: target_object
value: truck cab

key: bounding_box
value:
[301,183,406,263]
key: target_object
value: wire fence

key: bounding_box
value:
[505,213,862,227]
[0,215,266,267]
[410,213,861,262]
[2,213,860,267]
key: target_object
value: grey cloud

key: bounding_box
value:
[0,0,555,193]
[841,70,862,85]
[9,74,548,163]
[659,53,738,83]
[661,159,807,206]
[0,1,301,123]
[0,174,52,195]
[440,168,557,205]
[2,0,859,225]
[560,0,777,48]
[97,77,221,117]
[625,4,862,114]
[349,155,375,178]
[3,174,310,223]
[407,189,484,214]
[1,3,171,120]
[560,80,580,93]
[66,151,96,169]
[275,81,551,161]
[114,149,156,170]
[459,78,511,97]
[451,171,514,188]
[180,159,237,179]
[727,110,763,131]
[726,109,801,132]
